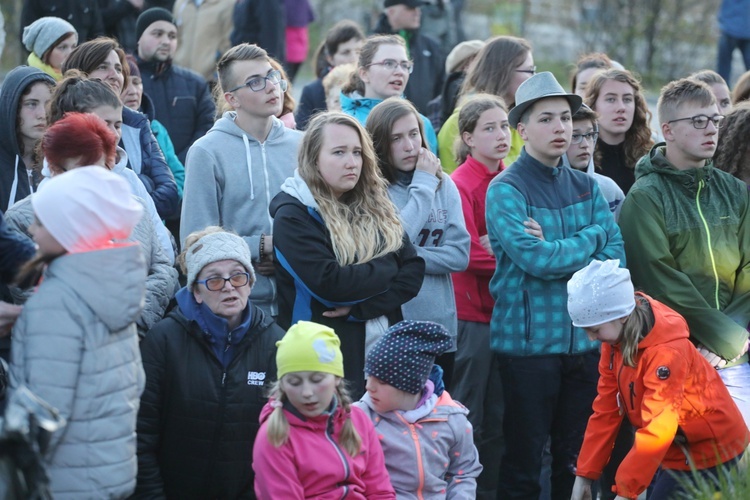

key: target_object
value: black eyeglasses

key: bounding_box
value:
[228,70,284,93]
[367,59,414,74]
[516,66,537,75]
[667,114,725,129]
[571,131,599,144]
[195,272,251,291]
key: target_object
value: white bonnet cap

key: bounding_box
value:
[185,231,255,290]
[567,259,636,328]
[32,167,143,253]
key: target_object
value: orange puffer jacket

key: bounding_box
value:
[576,294,749,499]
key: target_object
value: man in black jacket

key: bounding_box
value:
[135,7,215,164]
[373,0,445,116]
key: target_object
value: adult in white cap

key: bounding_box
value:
[568,260,749,500]
[485,71,625,499]
[436,39,484,126]
[135,226,286,498]
[9,166,147,499]
[22,16,77,80]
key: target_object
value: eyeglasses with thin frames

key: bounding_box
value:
[367,59,414,74]
[571,131,599,144]
[228,69,284,93]
[516,66,537,75]
[666,114,725,130]
[195,272,251,291]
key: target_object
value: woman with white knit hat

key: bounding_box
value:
[9,166,147,499]
[22,16,77,80]
[134,226,286,498]
[568,260,748,500]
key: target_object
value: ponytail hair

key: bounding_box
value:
[48,71,122,125]
[266,377,362,457]
[619,295,654,368]
[456,93,507,165]
[336,379,363,457]
[15,252,62,290]
[264,380,291,448]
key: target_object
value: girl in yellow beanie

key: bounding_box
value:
[253,321,395,499]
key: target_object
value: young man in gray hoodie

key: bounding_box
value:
[181,43,303,317]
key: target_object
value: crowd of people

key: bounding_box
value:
[1,0,750,499]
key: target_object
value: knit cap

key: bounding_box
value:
[22,17,76,57]
[445,40,484,74]
[185,231,255,290]
[125,54,141,79]
[136,7,175,42]
[276,321,345,379]
[32,167,143,253]
[366,320,451,394]
[567,259,636,328]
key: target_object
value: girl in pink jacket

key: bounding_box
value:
[252,321,395,499]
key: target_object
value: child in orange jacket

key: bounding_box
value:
[567,260,749,500]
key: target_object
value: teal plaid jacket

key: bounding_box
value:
[486,149,625,356]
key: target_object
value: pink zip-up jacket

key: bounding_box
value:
[253,399,396,499]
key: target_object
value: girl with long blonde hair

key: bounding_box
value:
[270,111,425,397]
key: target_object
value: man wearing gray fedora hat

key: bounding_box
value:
[485,71,625,499]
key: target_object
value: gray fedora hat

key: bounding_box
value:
[508,72,583,128]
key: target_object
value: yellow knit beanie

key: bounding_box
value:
[276,321,344,379]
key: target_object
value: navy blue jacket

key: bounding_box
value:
[230,0,286,61]
[0,211,34,285]
[137,59,215,164]
[120,106,179,219]
[295,77,326,131]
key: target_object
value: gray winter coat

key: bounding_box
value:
[4,195,177,336]
[9,244,147,499]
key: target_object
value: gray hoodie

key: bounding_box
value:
[563,154,625,221]
[181,112,302,316]
[387,169,470,348]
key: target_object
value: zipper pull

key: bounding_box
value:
[609,349,615,370]
[221,372,227,386]
[225,331,233,353]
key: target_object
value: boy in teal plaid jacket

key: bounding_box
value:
[485,72,625,499]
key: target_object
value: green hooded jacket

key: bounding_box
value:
[620,143,750,366]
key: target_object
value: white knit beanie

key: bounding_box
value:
[185,232,255,290]
[32,167,143,253]
[567,260,636,328]
[22,17,76,57]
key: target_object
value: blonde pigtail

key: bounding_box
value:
[336,382,362,457]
